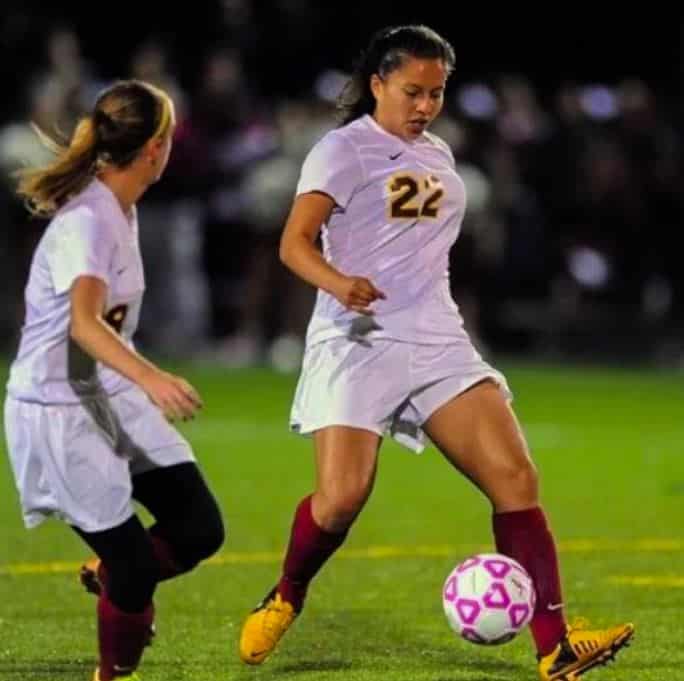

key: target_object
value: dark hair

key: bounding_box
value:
[337,25,455,125]
[17,79,172,216]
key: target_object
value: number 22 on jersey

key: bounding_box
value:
[387,173,444,220]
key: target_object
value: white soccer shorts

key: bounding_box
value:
[290,336,511,453]
[4,386,195,532]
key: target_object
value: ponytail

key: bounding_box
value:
[16,116,99,217]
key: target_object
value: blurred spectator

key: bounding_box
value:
[127,41,209,356]
[32,26,102,136]
[184,46,278,364]
[130,40,188,119]
[238,96,333,370]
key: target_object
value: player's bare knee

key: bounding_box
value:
[318,488,368,529]
[330,496,365,526]
[486,459,538,508]
[506,460,539,505]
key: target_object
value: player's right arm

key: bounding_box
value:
[70,275,202,421]
[280,192,385,315]
[280,129,386,315]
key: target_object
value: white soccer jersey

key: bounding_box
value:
[297,114,468,346]
[7,179,145,404]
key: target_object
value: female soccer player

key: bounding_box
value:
[238,26,633,680]
[4,80,224,681]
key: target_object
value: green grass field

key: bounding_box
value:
[1,361,683,681]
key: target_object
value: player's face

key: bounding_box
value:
[371,57,447,142]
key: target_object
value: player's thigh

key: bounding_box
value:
[422,380,536,499]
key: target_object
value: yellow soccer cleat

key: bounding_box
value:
[538,620,635,680]
[239,587,297,665]
[93,667,141,680]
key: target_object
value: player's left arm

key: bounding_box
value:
[70,275,201,420]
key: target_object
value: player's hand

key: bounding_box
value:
[333,276,386,315]
[140,368,203,421]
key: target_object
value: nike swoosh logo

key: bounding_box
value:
[116,268,127,275]
[547,602,565,611]
[389,152,403,160]
[113,664,135,673]
[250,650,267,657]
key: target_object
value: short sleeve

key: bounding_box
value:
[296,131,362,209]
[46,206,114,295]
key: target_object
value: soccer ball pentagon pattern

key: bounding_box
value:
[442,552,536,645]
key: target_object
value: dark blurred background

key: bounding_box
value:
[1,3,683,370]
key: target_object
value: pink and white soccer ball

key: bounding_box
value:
[442,552,536,645]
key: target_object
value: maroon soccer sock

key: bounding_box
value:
[277,495,348,611]
[492,507,567,656]
[97,595,154,680]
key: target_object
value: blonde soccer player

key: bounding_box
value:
[4,80,224,681]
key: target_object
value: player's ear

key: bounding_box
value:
[142,136,162,164]
[370,74,383,101]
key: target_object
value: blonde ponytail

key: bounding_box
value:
[16,116,99,217]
